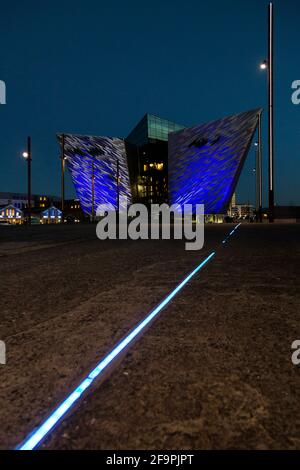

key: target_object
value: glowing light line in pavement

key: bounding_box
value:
[222,223,241,244]
[17,251,216,450]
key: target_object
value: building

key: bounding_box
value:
[0,192,33,209]
[58,109,261,217]
[227,193,237,217]
[35,194,60,209]
[234,203,255,219]
[0,192,60,210]
[0,204,23,224]
[63,199,85,223]
[40,205,62,224]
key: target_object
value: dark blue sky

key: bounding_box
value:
[1,0,299,204]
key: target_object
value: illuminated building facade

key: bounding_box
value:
[0,204,23,224]
[168,109,261,214]
[40,205,62,224]
[58,134,131,216]
[58,109,261,216]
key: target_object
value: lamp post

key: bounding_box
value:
[268,2,274,223]
[256,111,263,222]
[22,136,32,226]
[116,159,120,216]
[91,158,95,222]
[260,2,275,223]
[61,134,65,214]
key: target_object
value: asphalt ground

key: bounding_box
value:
[0,223,300,450]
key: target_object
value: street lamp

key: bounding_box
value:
[22,136,32,226]
[60,134,65,213]
[254,138,262,222]
[260,60,268,70]
[260,2,275,223]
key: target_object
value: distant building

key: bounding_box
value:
[63,199,85,223]
[34,194,60,209]
[228,193,237,217]
[0,192,59,210]
[235,203,255,219]
[40,205,62,224]
[0,192,33,209]
[0,204,23,224]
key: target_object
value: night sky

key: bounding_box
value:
[0,0,299,204]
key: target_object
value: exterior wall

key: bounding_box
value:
[168,109,261,214]
[58,134,132,216]
[0,204,23,224]
[40,206,62,224]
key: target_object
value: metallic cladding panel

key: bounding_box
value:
[58,134,131,216]
[168,109,262,214]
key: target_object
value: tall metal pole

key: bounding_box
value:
[257,111,263,222]
[268,2,275,222]
[27,136,32,227]
[255,144,259,214]
[91,159,95,222]
[61,134,65,213]
[136,146,140,202]
[116,159,120,217]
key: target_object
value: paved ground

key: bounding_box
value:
[0,223,300,450]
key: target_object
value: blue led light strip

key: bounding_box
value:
[222,223,241,244]
[17,251,216,450]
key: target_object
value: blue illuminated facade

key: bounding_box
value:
[41,205,62,223]
[168,109,261,214]
[58,134,131,216]
[58,109,261,216]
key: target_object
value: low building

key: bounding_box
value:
[34,194,60,209]
[0,192,33,209]
[0,192,60,210]
[40,205,62,224]
[233,203,255,219]
[63,199,85,223]
[0,204,23,224]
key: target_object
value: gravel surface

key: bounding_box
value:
[0,223,300,450]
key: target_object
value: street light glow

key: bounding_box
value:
[22,151,29,158]
[260,60,268,70]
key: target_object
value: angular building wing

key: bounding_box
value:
[58,134,131,216]
[168,109,262,214]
